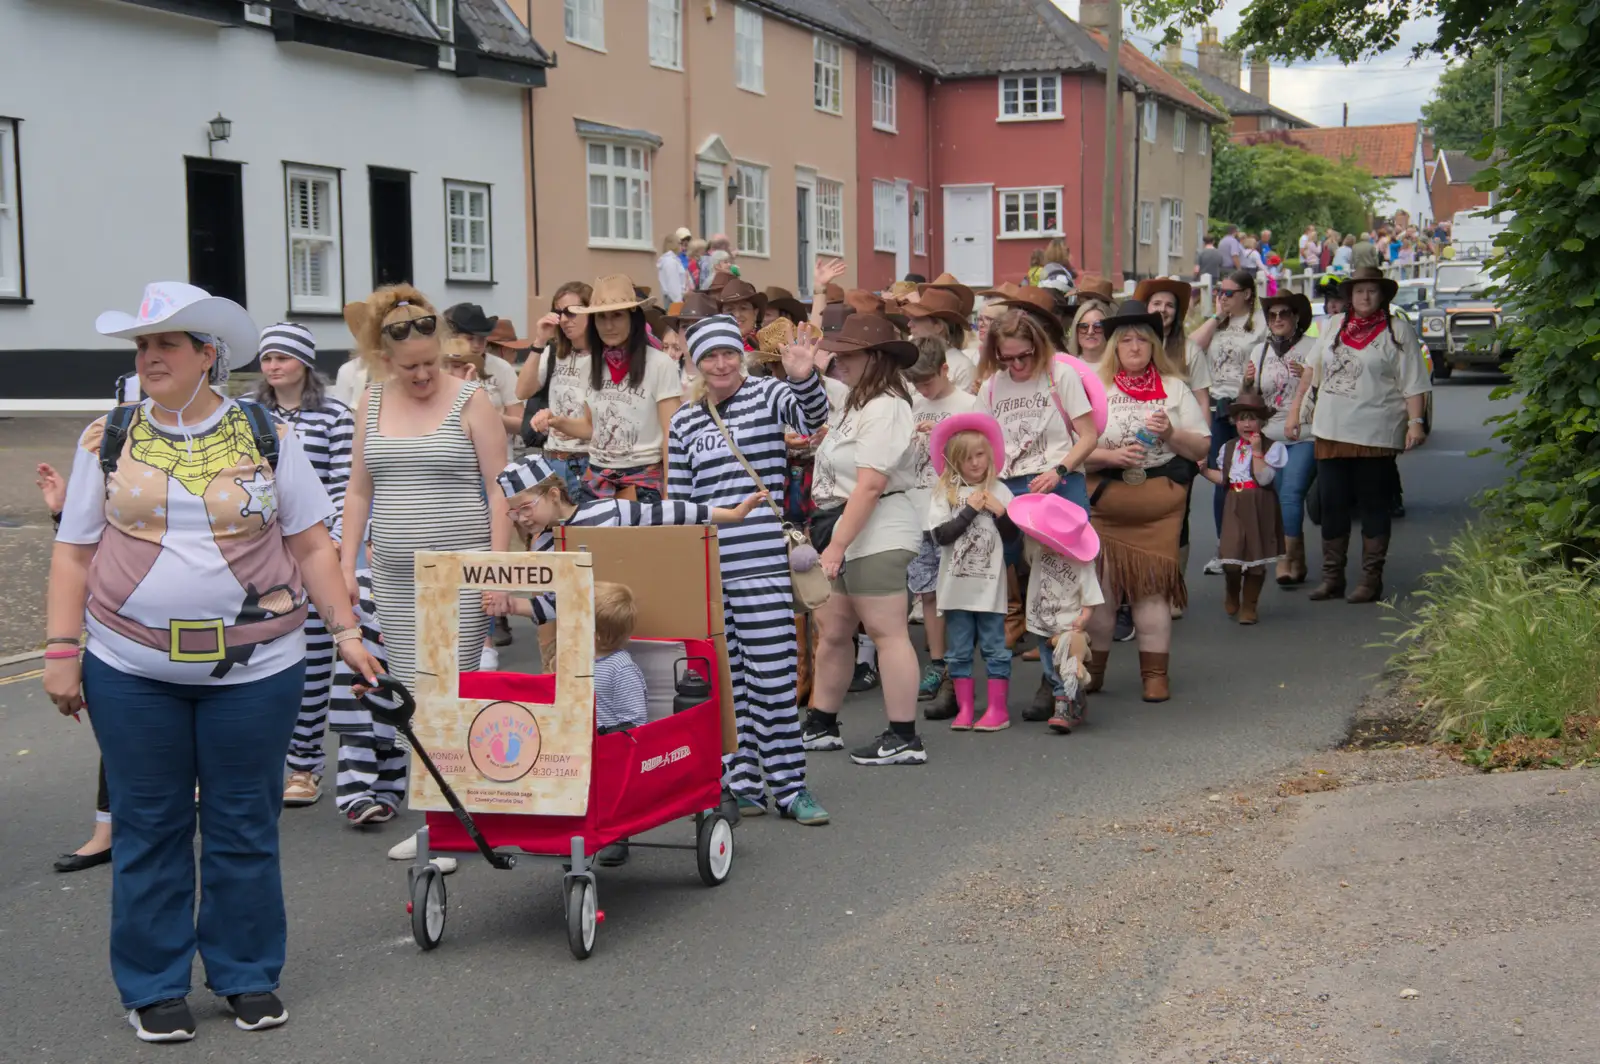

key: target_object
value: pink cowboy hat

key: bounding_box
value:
[1053,352,1109,435]
[929,411,1006,477]
[1008,493,1100,564]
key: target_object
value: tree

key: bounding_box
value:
[1208,140,1388,240]
[1422,49,1527,152]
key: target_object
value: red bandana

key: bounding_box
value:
[742,333,758,353]
[1339,313,1386,351]
[1114,365,1166,402]
[603,348,631,385]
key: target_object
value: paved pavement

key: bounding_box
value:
[0,380,1517,1061]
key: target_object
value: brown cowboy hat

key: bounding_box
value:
[1260,291,1314,334]
[575,274,647,314]
[661,290,720,332]
[823,281,847,304]
[820,312,918,367]
[820,301,855,334]
[1339,266,1399,303]
[763,286,809,320]
[1228,385,1276,421]
[843,288,886,316]
[917,271,976,316]
[901,286,969,327]
[1073,273,1116,303]
[717,278,767,313]
[486,318,537,351]
[342,301,373,342]
[1132,278,1192,325]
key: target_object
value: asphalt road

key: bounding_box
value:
[0,379,1509,1063]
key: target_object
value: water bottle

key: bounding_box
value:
[1135,427,1160,448]
[673,661,712,714]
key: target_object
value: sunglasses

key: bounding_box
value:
[995,351,1035,366]
[383,315,438,342]
[1076,322,1105,335]
[1266,308,1295,321]
[1217,287,1244,296]
[556,307,583,319]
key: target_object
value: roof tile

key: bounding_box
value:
[457,0,553,64]
[1086,31,1223,121]
[1439,149,1489,184]
[1232,123,1420,177]
[293,0,438,40]
[1179,62,1310,127]
[868,0,1105,77]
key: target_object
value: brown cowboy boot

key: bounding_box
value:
[1223,566,1243,616]
[1138,652,1170,703]
[1085,649,1110,693]
[1308,535,1349,601]
[1238,570,1266,624]
[1347,535,1389,604]
[1284,536,1308,585]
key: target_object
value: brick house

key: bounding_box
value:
[1234,121,1434,227]
[1428,149,1490,226]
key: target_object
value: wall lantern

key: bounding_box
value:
[726,175,739,204]
[207,113,233,157]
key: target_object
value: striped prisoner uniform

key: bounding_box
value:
[327,568,408,812]
[668,371,829,812]
[274,397,356,777]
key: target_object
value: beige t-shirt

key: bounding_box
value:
[533,346,593,455]
[981,363,1094,479]
[1248,335,1318,440]
[586,347,683,468]
[1184,339,1213,393]
[909,388,979,514]
[813,393,920,560]
[481,353,519,410]
[945,348,977,393]
[925,480,1014,615]
[1023,536,1106,637]
[1305,314,1432,450]
[1097,374,1210,469]
[1202,313,1267,400]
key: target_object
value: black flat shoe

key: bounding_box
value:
[54,848,112,873]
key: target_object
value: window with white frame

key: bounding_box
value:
[1142,98,1158,143]
[1174,110,1186,152]
[999,187,1062,238]
[648,0,681,69]
[813,36,842,114]
[1138,201,1154,245]
[1198,123,1209,155]
[871,60,897,131]
[285,165,341,314]
[912,188,927,256]
[564,0,603,50]
[1196,214,1207,257]
[445,179,493,281]
[424,0,455,71]
[585,140,653,250]
[734,6,764,92]
[0,119,23,299]
[816,178,844,255]
[998,74,1062,120]
[872,181,897,252]
[242,2,271,26]
[735,163,768,255]
[1166,198,1184,256]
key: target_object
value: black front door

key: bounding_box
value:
[185,158,246,305]
[369,167,413,286]
[796,185,812,296]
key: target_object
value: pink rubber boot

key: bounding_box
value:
[950,677,977,730]
[974,678,1012,732]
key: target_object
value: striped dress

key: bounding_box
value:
[363,381,491,687]
[668,372,829,812]
[275,397,356,777]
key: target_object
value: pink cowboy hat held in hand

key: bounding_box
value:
[1053,352,1109,435]
[1008,493,1100,564]
[929,411,1006,477]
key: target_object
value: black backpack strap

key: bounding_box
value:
[99,404,137,479]
[235,399,280,472]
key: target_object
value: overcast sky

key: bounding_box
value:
[1056,0,1448,127]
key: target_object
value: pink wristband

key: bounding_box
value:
[44,647,81,660]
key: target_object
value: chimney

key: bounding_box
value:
[1195,25,1221,81]
[1079,0,1112,32]
[1163,38,1183,71]
[1220,45,1242,88]
[1250,53,1270,101]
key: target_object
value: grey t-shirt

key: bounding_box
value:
[1196,247,1225,280]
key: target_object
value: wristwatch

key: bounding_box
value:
[1054,463,1072,479]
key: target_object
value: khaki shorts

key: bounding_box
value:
[830,549,917,598]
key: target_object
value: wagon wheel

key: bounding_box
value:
[410,866,447,950]
[696,812,735,887]
[566,879,598,960]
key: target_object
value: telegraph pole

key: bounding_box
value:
[1100,0,1122,276]
[1490,60,1503,210]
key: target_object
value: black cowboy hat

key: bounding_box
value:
[1097,299,1165,337]
[1260,291,1314,334]
[1338,266,1399,303]
[444,302,499,336]
[819,312,918,368]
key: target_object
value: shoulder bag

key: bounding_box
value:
[703,399,832,612]
[519,345,560,449]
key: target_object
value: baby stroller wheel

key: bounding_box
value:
[566,879,597,960]
[696,812,735,887]
[410,867,447,950]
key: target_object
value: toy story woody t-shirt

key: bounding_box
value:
[57,398,333,685]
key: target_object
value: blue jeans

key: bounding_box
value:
[1039,640,1066,697]
[944,610,1011,680]
[1002,471,1090,565]
[1207,399,1238,536]
[84,653,304,1009]
[545,452,590,500]
[1276,439,1316,537]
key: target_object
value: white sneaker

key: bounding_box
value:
[431,857,458,875]
[1202,556,1225,576]
[479,646,499,670]
[385,833,457,874]
[908,597,924,624]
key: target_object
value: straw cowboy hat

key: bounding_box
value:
[96,281,259,369]
[716,278,767,313]
[342,300,373,342]
[1132,278,1192,327]
[1097,299,1166,338]
[1073,273,1116,304]
[1227,384,1276,422]
[763,286,809,320]
[917,271,977,317]
[1007,493,1100,564]
[820,312,918,368]
[576,275,648,315]
[902,286,969,327]
[662,290,721,332]
[441,335,486,375]
[887,280,920,301]
[929,411,1006,477]
[1339,265,1399,303]
[1259,291,1314,334]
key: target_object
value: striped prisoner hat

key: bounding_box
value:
[685,314,745,364]
[258,322,317,368]
[497,454,559,499]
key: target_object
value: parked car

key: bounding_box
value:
[1417,260,1514,379]
[1394,278,1434,316]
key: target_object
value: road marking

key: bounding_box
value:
[0,669,43,686]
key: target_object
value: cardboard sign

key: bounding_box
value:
[410,550,595,816]
[552,525,740,754]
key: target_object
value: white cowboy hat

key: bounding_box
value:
[95,281,260,369]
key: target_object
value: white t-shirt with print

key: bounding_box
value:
[1224,438,1289,486]
[1247,335,1317,439]
[945,348,977,393]
[534,345,593,454]
[908,387,979,515]
[1304,314,1432,450]
[925,480,1013,615]
[1203,313,1268,400]
[812,393,920,560]
[1097,374,1211,469]
[1184,339,1213,393]
[586,347,683,469]
[1023,537,1106,638]
[981,363,1094,479]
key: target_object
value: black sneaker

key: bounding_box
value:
[849,730,928,766]
[849,661,881,692]
[801,709,844,751]
[1113,603,1137,642]
[492,617,514,647]
[128,998,196,1043]
[597,840,630,867]
[228,991,288,1031]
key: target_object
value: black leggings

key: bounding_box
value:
[96,759,109,815]
[1316,456,1396,540]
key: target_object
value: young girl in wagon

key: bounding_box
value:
[1008,493,1104,733]
[1201,385,1287,625]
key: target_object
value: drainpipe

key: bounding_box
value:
[1130,90,1141,278]
[925,71,935,273]
[527,90,540,298]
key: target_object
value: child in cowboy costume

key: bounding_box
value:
[1202,385,1288,624]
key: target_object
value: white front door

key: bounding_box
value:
[893,181,911,281]
[943,185,993,287]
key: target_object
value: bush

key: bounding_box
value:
[1388,529,1600,758]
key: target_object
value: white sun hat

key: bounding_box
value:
[95,281,260,370]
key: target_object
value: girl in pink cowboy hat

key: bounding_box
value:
[1007,493,1104,733]
[927,411,1020,732]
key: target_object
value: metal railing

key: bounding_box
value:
[1180,257,1439,321]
